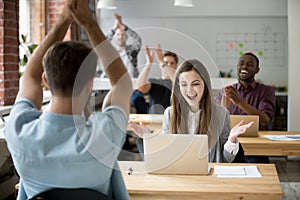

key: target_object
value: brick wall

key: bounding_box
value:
[0,0,19,106]
[47,0,96,42]
[47,0,72,41]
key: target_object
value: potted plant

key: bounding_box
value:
[19,34,38,76]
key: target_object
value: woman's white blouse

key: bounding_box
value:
[162,105,239,162]
[187,110,200,134]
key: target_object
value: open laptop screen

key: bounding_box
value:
[143,133,209,175]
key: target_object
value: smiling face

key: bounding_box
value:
[237,54,259,82]
[114,28,128,47]
[178,69,205,112]
[163,56,177,70]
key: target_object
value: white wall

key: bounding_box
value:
[97,0,288,87]
[288,0,300,131]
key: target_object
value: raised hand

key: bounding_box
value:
[154,43,164,66]
[145,45,154,65]
[114,13,122,24]
[113,13,125,30]
[228,120,254,143]
[68,0,93,26]
[221,91,231,109]
[128,121,151,138]
[224,85,241,105]
[61,0,74,22]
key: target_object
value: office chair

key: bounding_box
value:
[29,188,112,200]
[27,162,129,200]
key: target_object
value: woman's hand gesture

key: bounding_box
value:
[128,121,151,138]
[228,120,254,143]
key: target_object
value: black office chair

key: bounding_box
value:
[29,188,113,200]
[28,162,129,200]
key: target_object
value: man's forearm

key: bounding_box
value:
[27,9,72,78]
[17,9,73,109]
[136,64,151,92]
[82,20,127,86]
[237,101,270,125]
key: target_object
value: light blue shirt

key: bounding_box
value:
[4,98,128,199]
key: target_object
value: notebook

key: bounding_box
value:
[143,133,210,175]
[229,115,259,137]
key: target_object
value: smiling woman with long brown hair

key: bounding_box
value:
[130,59,253,163]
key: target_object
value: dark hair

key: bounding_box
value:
[43,41,97,97]
[242,52,259,67]
[164,51,179,64]
[170,59,212,135]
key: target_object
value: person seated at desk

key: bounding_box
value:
[215,52,276,163]
[130,59,253,162]
[133,44,178,157]
[134,44,178,114]
[4,1,132,199]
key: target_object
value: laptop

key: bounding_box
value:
[143,133,210,175]
[229,115,259,137]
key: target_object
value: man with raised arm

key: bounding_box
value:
[4,0,132,199]
[106,13,142,78]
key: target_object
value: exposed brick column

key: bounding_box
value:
[47,0,72,41]
[0,0,19,106]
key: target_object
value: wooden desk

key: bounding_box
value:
[239,131,300,156]
[118,161,282,200]
[129,114,164,131]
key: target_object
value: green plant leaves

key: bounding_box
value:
[21,34,27,43]
[19,34,38,74]
[28,44,38,54]
[20,55,28,66]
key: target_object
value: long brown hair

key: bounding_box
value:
[170,59,213,137]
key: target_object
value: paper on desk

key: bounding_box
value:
[214,166,262,178]
[263,135,300,141]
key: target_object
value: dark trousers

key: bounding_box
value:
[233,143,270,163]
[131,90,148,114]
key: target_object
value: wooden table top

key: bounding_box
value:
[118,161,282,200]
[239,131,300,156]
[129,114,164,124]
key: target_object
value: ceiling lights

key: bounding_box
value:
[174,0,194,7]
[97,0,116,9]
[97,0,194,10]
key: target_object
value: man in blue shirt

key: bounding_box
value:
[4,0,132,199]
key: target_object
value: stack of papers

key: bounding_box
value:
[214,166,262,178]
[264,135,300,141]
